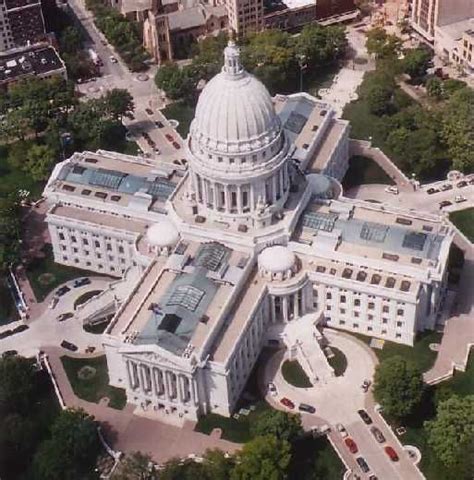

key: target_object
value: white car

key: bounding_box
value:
[336,423,348,438]
[109,56,118,63]
[384,186,399,195]
[267,382,277,396]
[455,195,467,203]
[49,296,59,309]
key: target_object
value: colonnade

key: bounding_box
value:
[192,162,289,215]
[268,288,308,323]
[126,360,198,406]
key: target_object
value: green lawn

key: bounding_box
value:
[305,63,340,97]
[61,355,126,409]
[342,155,394,190]
[84,318,112,334]
[327,347,347,377]
[25,244,100,301]
[450,208,474,243]
[289,435,345,480]
[350,330,442,373]
[73,290,102,310]
[161,102,195,138]
[281,360,313,388]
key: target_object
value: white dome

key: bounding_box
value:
[191,41,281,154]
[259,246,296,273]
[146,220,179,247]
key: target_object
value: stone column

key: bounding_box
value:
[192,378,198,405]
[126,360,134,389]
[282,296,289,322]
[164,370,172,401]
[293,292,299,319]
[225,186,232,214]
[237,185,242,213]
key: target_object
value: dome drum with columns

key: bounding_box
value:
[186,40,293,225]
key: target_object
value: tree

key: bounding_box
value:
[372,356,423,419]
[103,88,135,120]
[155,63,195,101]
[60,26,83,54]
[294,24,347,68]
[251,410,303,443]
[0,355,37,414]
[0,195,21,271]
[113,452,158,480]
[366,28,402,59]
[33,408,100,480]
[425,395,474,469]
[402,47,432,80]
[24,144,57,181]
[441,87,474,172]
[191,32,228,80]
[231,435,291,480]
[366,84,393,116]
[426,77,444,100]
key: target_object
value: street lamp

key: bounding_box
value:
[297,54,307,93]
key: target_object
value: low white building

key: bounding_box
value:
[44,41,453,422]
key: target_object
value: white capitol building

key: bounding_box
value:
[44,42,453,422]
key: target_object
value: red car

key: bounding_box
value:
[344,437,358,454]
[165,133,174,142]
[384,446,399,462]
[280,397,295,409]
[172,141,181,150]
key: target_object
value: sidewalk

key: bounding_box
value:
[44,347,239,463]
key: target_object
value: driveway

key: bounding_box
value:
[0,277,112,357]
[263,328,424,480]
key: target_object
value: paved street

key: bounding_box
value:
[0,277,112,357]
[263,329,424,479]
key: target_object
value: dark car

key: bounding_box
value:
[145,108,153,115]
[61,340,78,352]
[426,187,438,195]
[0,330,12,339]
[280,397,295,409]
[56,286,71,297]
[165,133,174,142]
[12,324,29,334]
[2,350,18,358]
[172,141,181,150]
[439,200,452,208]
[384,446,399,462]
[370,426,386,443]
[456,180,468,188]
[356,457,370,473]
[298,403,316,414]
[57,312,74,322]
[357,409,373,425]
[440,184,453,191]
[73,278,91,288]
[155,121,164,128]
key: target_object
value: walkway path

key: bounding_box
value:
[44,347,239,463]
[263,328,424,480]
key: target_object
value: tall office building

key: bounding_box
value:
[410,0,473,41]
[225,0,263,37]
[0,0,46,52]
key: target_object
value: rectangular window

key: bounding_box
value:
[71,236,77,243]
[353,323,359,329]
[367,326,373,331]
[340,308,346,314]
[368,302,375,310]
[95,240,100,248]
[382,318,388,324]
[119,246,124,254]
[326,292,332,299]
[106,243,112,251]
[383,306,389,313]
[354,311,360,318]
[83,238,89,246]
[397,309,404,316]
[59,233,65,240]
[354,299,360,307]
[340,320,345,325]
[396,321,403,327]
[340,295,346,303]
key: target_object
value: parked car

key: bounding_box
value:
[469,178,474,185]
[357,409,373,425]
[172,141,181,150]
[2,350,18,358]
[267,382,277,396]
[384,186,399,195]
[165,133,174,142]
[370,426,386,443]
[12,324,29,334]
[155,121,164,128]
[56,286,71,297]
[384,446,399,461]
[356,456,370,473]
[60,340,78,352]
[154,148,161,154]
[426,187,439,195]
[109,56,118,63]
[73,277,91,288]
[49,296,59,309]
[456,180,468,188]
[368,475,378,480]
[145,108,153,115]
[57,312,74,322]
[336,423,348,438]
[455,195,467,203]
[440,184,453,191]
[361,379,371,392]
[280,397,295,409]
[439,200,452,208]
[344,437,358,454]
[298,403,316,414]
